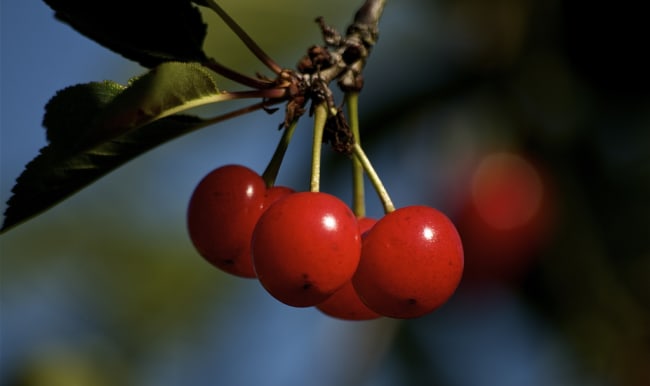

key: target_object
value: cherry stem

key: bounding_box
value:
[352,143,395,214]
[262,119,298,188]
[310,103,329,192]
[203,59,275,90]
[346,92,365,218]
[203,0,283,75]
[222,88,287,100]
[195,100,279,130]
[148,100,276,150]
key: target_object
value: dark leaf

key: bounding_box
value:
[43,0,208,67]
[43,81,126,147]
[2,62,225,232]
[2,115,207,232]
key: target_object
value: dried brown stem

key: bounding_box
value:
[306,0,386,88]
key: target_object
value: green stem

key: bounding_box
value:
[128,89,284,132]
[203,0,283,74]
[346,92,365,217]
[262,119,298,187]
[310,104,329,192]
[352,143,395,213]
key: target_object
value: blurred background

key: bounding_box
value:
[1,1,649,385]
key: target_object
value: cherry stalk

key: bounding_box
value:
[345,92,366,218]
[202,0,283,75]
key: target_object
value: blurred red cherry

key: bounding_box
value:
[453,151,555,284]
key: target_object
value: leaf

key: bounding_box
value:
[2,62,225,232]
[43,0,208,67]
[2,116,207,233]
[43,81,126,147]
[89,62,221,142]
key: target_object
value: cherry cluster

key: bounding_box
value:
[187,164,464,320]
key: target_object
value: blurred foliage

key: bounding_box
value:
[2,0,649,385]
[356,0,650,385]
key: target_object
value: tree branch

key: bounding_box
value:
[303,0,387,91]
[351,0,386,43]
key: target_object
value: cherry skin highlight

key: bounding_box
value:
[252,192,362,307]
[353,206,464,318]
[187,164,266,278]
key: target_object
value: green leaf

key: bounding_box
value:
[90,62,221,141]
[2,116,207,233]
[43,0,208,67]
[2,62,225,232]
[43,81,126,147]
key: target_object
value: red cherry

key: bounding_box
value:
[316,281,381,320]
[264,185,295,207]
[251,192,362,307]
[186,164,266,278]
[357,216,377,238]
[353,206,464,319]
[317,217,381,320]
[470,152,544,231]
